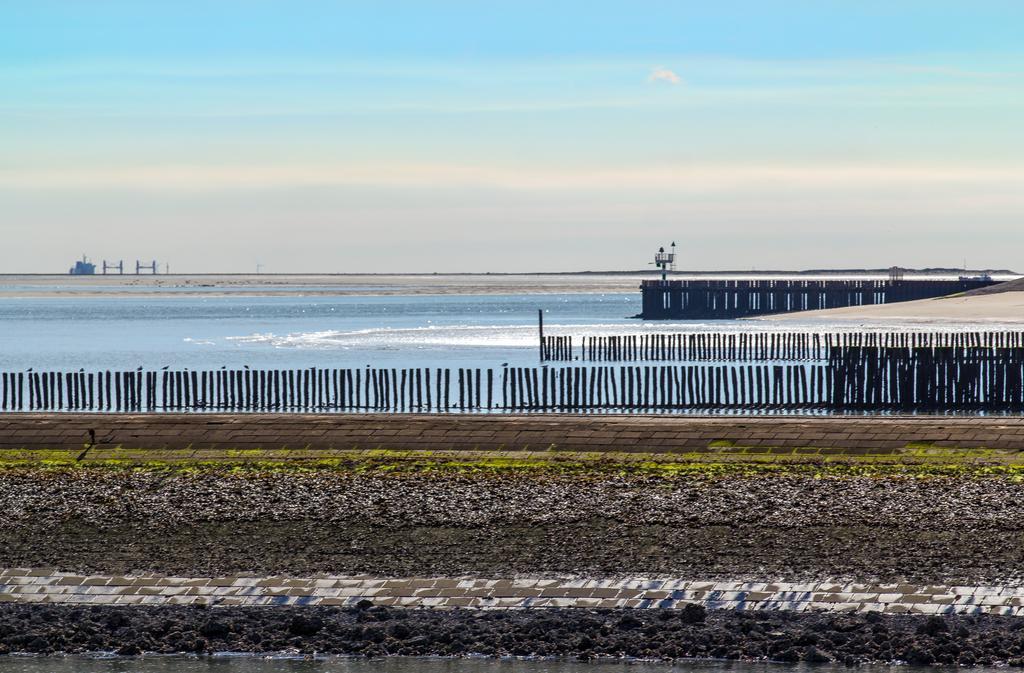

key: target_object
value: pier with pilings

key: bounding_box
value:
[639,277,997,319]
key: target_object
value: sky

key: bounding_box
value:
[2,1,1024,273]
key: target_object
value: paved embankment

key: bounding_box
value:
[2,412,1024,454]
[4,413,1024,662]
[3,571,1024,615]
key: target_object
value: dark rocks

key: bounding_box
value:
[0,604,1019,665]
[198,619,230,639]
[288,615,323,637]
[804,645,833,663]
[918,615,949,637]
[615,614,642,630]
[680,603,707,624]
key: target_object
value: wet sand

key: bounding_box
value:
[0,274,650,298]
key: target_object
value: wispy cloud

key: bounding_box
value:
[647,66,681,84]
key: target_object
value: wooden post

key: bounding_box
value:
[538,309,544,362]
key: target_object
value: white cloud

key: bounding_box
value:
[5,162,1024,194]
[647,66,681,85]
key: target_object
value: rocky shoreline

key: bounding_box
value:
[5,461,1024,664]
[3,604,1024,666]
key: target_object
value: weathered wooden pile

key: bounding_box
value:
[2,331,1023,413]
[544,331,1024,362]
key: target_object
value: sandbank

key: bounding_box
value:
[761,291,1024,323]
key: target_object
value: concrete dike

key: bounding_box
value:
[4,413,1024,663]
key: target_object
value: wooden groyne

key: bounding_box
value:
[640,278,997,319]
[3,349,1024,413]
[545,330,1024,363]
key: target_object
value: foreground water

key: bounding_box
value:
[1,291,1021,374]
[0,658,969,673]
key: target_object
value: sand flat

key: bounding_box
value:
[0,273,650,298]
[1,272,1015,299]
[762,291,1024,322]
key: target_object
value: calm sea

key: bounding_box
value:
[0,291,1012,374]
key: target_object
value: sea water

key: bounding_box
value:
[2,290,1020,375]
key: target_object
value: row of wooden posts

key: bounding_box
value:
[542,331,1024,362]
[4,349,1024,412]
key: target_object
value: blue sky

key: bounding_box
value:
[3,1,1024,272]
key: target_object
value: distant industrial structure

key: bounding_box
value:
[67,256,163,275]
[68,256,96,275]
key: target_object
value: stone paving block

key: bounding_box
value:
[444,597,476,607]
[106,576,137,587]
[215,598,246,606]
[181,579,211,588]
[7,569,1024,616]
[113,595,147,605]
[54,576,85,586]
[3,577,41,585]
[979,595,1009,606]
[418,597,446,607]
[24,568,56,577]
[207,578,241,588]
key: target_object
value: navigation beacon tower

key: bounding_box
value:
[654,242,677,281]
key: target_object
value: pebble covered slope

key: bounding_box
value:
[3,469,1024,583]
[5,413,1024,664]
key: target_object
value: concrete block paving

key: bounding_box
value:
[2,570,1024,615]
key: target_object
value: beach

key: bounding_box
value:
[0,273,650,298]
[762,290,1024,323]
